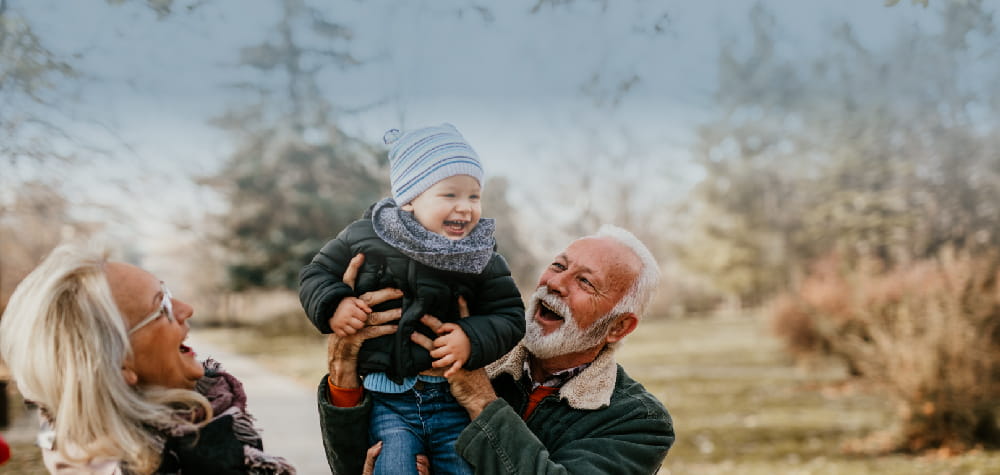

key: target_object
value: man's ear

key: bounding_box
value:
[122,362,139,386]
[606,313,638,343]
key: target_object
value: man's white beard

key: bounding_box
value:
[523,287,617,359]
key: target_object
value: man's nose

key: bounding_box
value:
[543,272,568,296]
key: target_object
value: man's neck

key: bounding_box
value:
[528,344,605,382]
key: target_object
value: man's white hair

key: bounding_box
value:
[588,224,660,319]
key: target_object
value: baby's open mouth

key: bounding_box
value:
[444,220,468,233]
[180,343,192,354]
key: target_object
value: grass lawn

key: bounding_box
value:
[621,315,999,475]
[199,313,1000,474]
[5,313,997,474]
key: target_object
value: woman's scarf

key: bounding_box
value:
[369,197,496,274]
[155,359,296,474]
[35,359,296,475]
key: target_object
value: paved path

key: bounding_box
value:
[189,336,331,475]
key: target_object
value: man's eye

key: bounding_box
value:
[550,262,566,271]
[579,277,594,289]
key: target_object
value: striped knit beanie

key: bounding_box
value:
[383,123,484,206]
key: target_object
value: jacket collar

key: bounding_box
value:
[487,343,619,410]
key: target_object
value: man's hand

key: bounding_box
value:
[362,442,430,475]
[443,364,496,420]
[327,253,403,388]
[412,297,498,419]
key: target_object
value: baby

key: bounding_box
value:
[300,123,525,475]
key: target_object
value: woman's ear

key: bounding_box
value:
[606,314,638,344]
[122,364,139,386]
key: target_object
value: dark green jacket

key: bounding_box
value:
[316,345,674,474]
[299,219,525,379]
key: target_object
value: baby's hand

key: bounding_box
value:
[430,323,471,378]
[329,297,371,337]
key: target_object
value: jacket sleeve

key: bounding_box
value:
[455,398,674,475]
[457,254,526,369]
[317,375,371,475]
[299,226,359,334]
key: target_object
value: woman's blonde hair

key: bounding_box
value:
[0,243,210,474]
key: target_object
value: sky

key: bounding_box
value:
[5,0,950,265]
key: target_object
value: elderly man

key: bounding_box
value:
[318,225,675,474]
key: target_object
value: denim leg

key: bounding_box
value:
[417,384,473,475]
[370,392,425,475]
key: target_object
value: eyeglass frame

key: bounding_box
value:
[128,282,175,335]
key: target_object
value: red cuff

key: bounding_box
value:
[327,375,364,407]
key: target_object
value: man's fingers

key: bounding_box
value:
[416,454,430,475]
[362,440,382,475]
[366,308,401,326]
[343,253,365,291]
[457,295,470,318]
[358,324,397,341]
[419,314,445,333]
[410,331,434,351]
[359,287,404,307]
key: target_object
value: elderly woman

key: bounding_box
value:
[0,244,295,474]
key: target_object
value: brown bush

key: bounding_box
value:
[768,293,826,357]
[770,249,1000,452]
[768,254,867,374]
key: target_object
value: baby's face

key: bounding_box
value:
[402,174,482,240]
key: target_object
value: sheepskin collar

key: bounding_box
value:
[486,343,619,410]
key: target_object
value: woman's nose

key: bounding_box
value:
[172,298,194,322]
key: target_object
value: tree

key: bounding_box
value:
[0,0,76,165]
[482,176,539,292]
[0,182,100,309]
[682,1,1000,304]
[204,0,388,290]
[688,0,1000,452]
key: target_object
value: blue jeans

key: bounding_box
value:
[369,382,473,475]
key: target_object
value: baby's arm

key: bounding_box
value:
[300,226,361,334]
[429,323,471,378]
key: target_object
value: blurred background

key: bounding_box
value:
[2,0,999,473]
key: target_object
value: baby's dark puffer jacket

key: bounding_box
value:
[299,218,525,381]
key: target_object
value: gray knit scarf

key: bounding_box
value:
[369,197,496,274]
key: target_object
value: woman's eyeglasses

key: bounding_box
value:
[128,283,175,335]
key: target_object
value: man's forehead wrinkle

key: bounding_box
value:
[561,249,596,274]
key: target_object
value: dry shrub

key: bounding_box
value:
[768,254,866,374]
[842,250,1000,452]
[770,249,1000,452]
[768,293,825,357]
